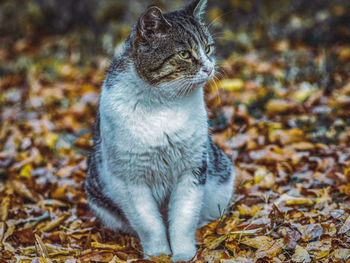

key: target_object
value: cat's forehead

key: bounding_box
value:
[163,10,212,47]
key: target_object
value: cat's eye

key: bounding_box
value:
[205,45,211,54]
[179,50,191,59]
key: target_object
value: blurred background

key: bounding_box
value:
[1,2,350,262]
[1,0,350,65]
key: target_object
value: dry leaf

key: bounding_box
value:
[266,100,298,114]
[291,245,311,263]
[255,239,283,259]
[35,234,49,258]
[339,216,350,234]
[38,213,69,232]
[9,179,39,202]
[0,196,10,221]
[219,79,244,91]
[240,236,273,249]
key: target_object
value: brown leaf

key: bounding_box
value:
[283,227,301,249]
[240,236,273,249]
[38,213,69,232]
[300,224,323,242]
[269,204,284,228]
[255,239,283,260]
[91,241,124,250]
[81,251,115,262]
[3,220,16,244]
[35,234,49,258]
[13,228,36,244]
[9,179,39,202]
[0,196,10,221]
[149,254,173,263]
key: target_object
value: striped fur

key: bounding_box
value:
[85,0,235,261]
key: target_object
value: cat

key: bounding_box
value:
[84,0,235,261]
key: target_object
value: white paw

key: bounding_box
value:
[172,245,197,262]
[143,244,171,258]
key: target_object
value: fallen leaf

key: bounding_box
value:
[219,79,244,91]
[255,239,283,260]
[9,179,39,202]
[333,248,350,260]
[275,194,314,206]
[240,236,273,249]
[316,188,332,204]
[237,204,261,217]
[254,168,275,189]
[266,99,299,114]
[283,226,301,249]
[19,163,33,179]
[0,222,5,243]
[291,245,311,263]
[38,213,69,232]
[0,196,10,221]
[339,216,350,234]
[300,223,324,242]
[91,241,124,250]
[35,234,49,258]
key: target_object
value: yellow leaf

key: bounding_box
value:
[44,132,58,149]
[91,242,124,250]
[266,99,298,114]
[316,188,332,204]
[290,141,314,151]
[292,82,317,102]
[19,163,33,179]
[276,194,314,206]
[240,236,273,249]
[0,196,11,221]
[237,204,261,217]
[314,249,330,260]
[255,239,283,259]
[285,197,314,206]
[219,79,244,91]
[254,168,274,189]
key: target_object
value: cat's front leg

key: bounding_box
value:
[108,179,171,257]
[168,175,204,262]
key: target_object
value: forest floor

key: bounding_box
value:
[1,34,350,263]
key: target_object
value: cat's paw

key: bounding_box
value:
[143,244,172,259]
[171,246,197,262]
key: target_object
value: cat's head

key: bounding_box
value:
[132,0,215,98]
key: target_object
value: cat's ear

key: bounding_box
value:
[184,0,207,21]
[138,6,171,42]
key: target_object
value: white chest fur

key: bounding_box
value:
[100,66,207,149]
[99,66,208,201]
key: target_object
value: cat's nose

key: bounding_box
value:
[203,66,213,76]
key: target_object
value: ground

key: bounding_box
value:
[1,21,350,263]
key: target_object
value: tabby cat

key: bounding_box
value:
[85,0,235,261]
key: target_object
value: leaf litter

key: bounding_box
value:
[1,25,350,263]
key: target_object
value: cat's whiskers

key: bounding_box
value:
[216,66,228,79]
[207,9,235,30]
[211,76,222,106]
